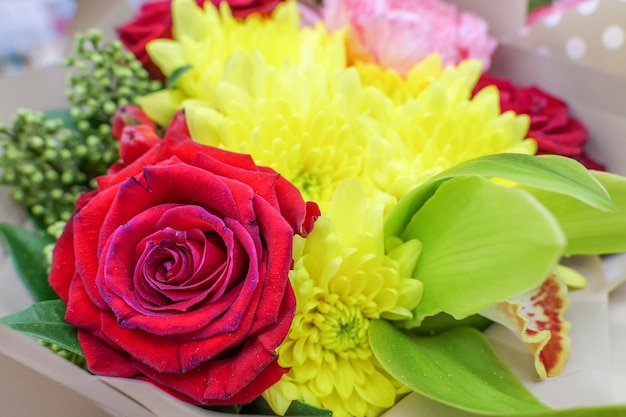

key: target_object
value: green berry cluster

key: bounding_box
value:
[64,29,162,176]
[0,30,162,232]
[0,110,89,228]
[40,341,87,369]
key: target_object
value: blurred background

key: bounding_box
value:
[0,0,76,75]
[0,0,147,76]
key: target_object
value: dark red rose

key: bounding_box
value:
[210,0,285,17]
[117,1,176,81]
[474,73,605,170]
[117,0,284,81]
[49,132,316,405]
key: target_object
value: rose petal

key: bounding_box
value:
[79,331,138,377]
[48,217,77,303]
[132,285,295,404]
[99,207,256,334]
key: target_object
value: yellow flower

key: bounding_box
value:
[356,54,445,104]
[362,57,537,210]
[184,52,387,209]
[139,0,535,213]
[263,179,423,417]
[139,0,346,125]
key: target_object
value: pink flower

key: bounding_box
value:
[323,0,497,75]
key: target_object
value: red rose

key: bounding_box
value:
[211,0,285,17]
[118,1,175,81]
[474,73,605,170]
[49,132,314,405]
[117,0,284,81]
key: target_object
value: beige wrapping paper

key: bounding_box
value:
[2,1,626,416]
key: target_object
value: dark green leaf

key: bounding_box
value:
[285,401,332,417]
[167,65,193,89]
[241,397,331,416]
[412,313,492,336]
[0,222,57,301]
[0,300,82,357]
[240,396,277,415]
[201,404,243,414]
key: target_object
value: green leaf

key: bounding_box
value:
[0,300,82,357]
[385,153,612,239]
[241,397,331,416]
[167,65,193,89]
[370,320,549,415]
[0,223,57,301]
[411,313,492,336]
[371,321,626,416]
[400,176,565,326]
[285,401,332,417]
[200,405,243,414]
[523,171,626,255]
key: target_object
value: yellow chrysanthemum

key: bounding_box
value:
[139,0,346,125]
[184,52,389,208]
[262,179,423,417]
[363,58,537,210]
[356,54,445,105]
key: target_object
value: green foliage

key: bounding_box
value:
[0,30,163,232]
[285,401,333,416]
[385,153,613,241]
[522,171,626,255]
[398,176,566,327]
[240,397,331,416]
[0,223,57,301]
[167,65,193,89]
[370,321,626,416]
[0,300,83,358]
[64,29,162,178]
[370,321,549,414]
[0,111,91,228]
[384,153,618,328]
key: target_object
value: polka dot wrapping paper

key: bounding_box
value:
[513,0,626,75]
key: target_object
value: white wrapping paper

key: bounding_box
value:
[2,0,626,416]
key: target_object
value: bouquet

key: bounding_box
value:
[2,0,626,416]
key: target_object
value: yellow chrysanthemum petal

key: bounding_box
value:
[364,61,534,211]
[137,89,186,126]
[185,54,374,209]
[145,39,187,77]
[142,0,346,124]
[263,180,422,417]
[141,0,534,214]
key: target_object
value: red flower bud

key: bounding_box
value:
[119,125,162,165]
[112,105,157,141]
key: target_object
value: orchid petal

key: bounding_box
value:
[481,272,571,379]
